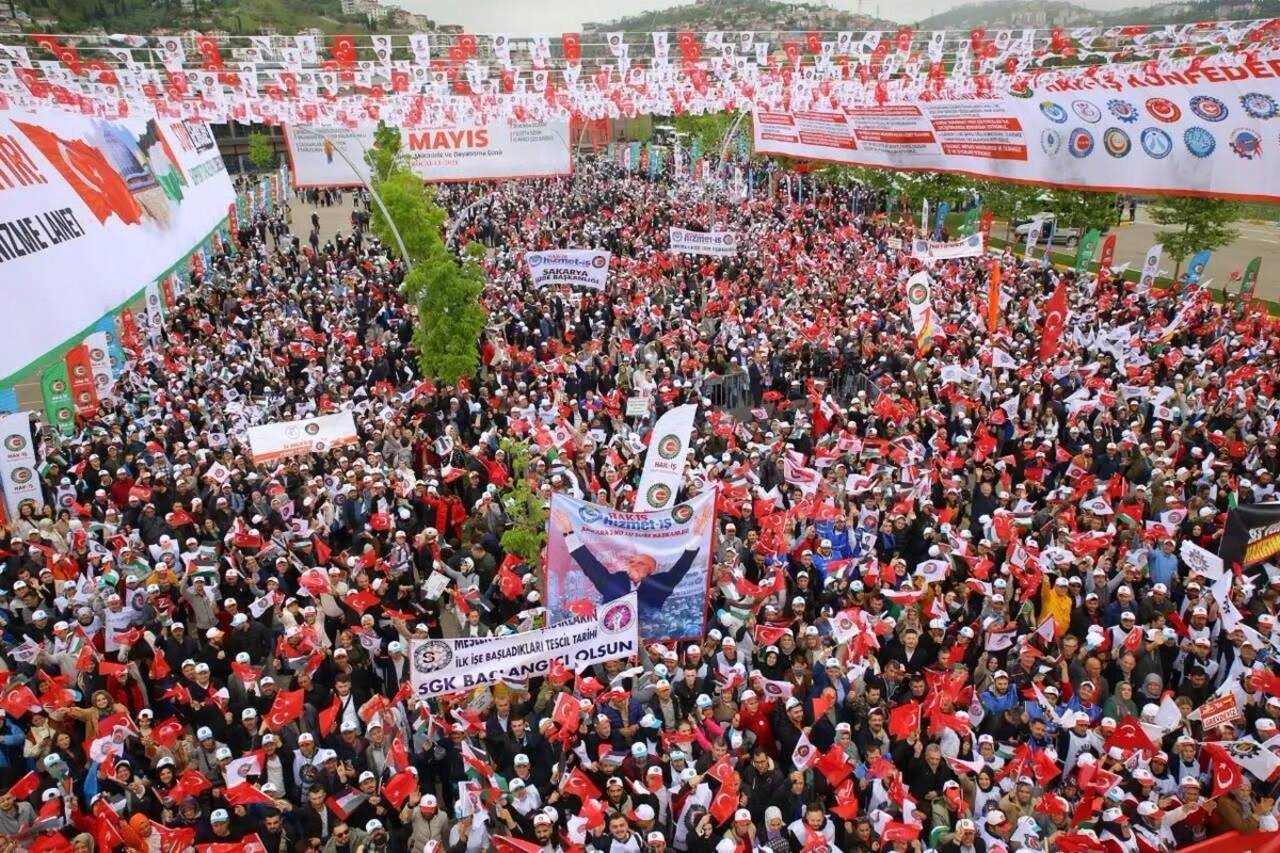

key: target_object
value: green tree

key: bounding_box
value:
[1044,189,1119,245]
[365,124,487,386]
[975,180,1044,240]
[1148,196,1242,279]
[673,112,753,158]
[247,131,276,171]
[499,474,546,565]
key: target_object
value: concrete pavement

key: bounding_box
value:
[1105,206,1280,301]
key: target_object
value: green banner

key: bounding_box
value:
[41,362,76,437]
[959,207,980,237]
[1075,229,1101,273]
[1242,256,1262,302]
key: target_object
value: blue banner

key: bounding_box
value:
[1186,250,1212,285]
[0,387,17,414]
[933,202,950,241]
[92,315,125,378]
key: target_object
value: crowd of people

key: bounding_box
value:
[2,153,1279,853]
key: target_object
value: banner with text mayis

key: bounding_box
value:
[0,110,233,382]
[283,120,572,187]
[753,54,1280,202]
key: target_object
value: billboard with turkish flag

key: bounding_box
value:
[0,110,233,383]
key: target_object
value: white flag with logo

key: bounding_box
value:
[83,331,115,401]
[793,731,818,770]
[1138,243,1163,293]
[0,412,43,520]
[635,404,697,511]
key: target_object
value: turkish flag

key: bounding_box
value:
[562,33,582,63]
[1038,278,1068,362]
[708,785,739,824]
[494,836,542,853]
[1122,626,1144,653]
[755,623,792,646]
[882,822,921,844]
[265,689,305,730]
[1104,715,1157,755]
[7,770,40,800]
[345,589,381,614]
[381,769,418,809]
[166,769,212,805]
[888,702,921,739]
[318,695,342,738]
[225,783,275,806]
[565,599,596,618]
[551,692,580,734]
[1204,743,1244,797]
[811,688,836,721]
[152,824,196,853]
[99,660,128,678]
[312,535,332,565]
[28,836,71,853]
[498,563,523,600]
[2,685,39,717]
[150,653,172,680]
[1254,668,1280,697]
[151,717,185,748]
[813,745,853,786]
[706,757,735,786]
[560,767,602,801]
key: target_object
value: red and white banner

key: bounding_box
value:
[0,110,233,382]
[283,120,572,186]
[246,411,358,464]
[752,57,1280,202]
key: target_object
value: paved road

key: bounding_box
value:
[1098,206,1279,301]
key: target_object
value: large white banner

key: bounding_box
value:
[911,233,986,261]
[526,249,611,290]
[283,120,572,186]
[635,404,697,511]
[670,227,738,257]
[0,412,42,519]
[410,593,639,697]
[546,491,715,639]
[753,55,1280,202]
[246,412,358,464]
[0,111,233,382]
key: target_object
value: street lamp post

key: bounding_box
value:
[292,125,413,270]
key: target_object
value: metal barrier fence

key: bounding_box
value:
[837,372,884,403]
[701,371,750,411]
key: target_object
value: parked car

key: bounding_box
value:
[1011,213,1108,247]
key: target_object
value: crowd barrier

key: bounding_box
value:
[702,371,750,411]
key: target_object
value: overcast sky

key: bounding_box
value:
[406,0,1141,33]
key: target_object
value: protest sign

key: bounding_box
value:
[526,249,610,290]
[411,593,639,697]
[246,412,358,464]
[546,491,714,639]
[669,227,738,257]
